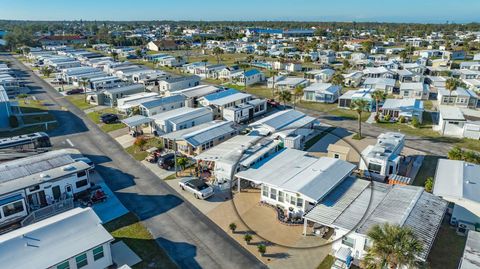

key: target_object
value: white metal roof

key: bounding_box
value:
[194,135,261,165]
[0,208,113,269]
[439,106,466,121]
[459,231,480,269]
[249,109,317,134]
[433,159,480,203]
[235,149,356,202]
[150,107,212,125]
[381,98,423,110]
[303,83,340,95]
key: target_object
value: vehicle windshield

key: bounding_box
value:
[197,183,209,191]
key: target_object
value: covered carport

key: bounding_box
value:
[121,115,154,134]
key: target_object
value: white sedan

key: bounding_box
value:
[179,178,214,200]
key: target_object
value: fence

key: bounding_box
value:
[21,198,74,227]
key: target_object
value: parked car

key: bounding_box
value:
[179,178,214,200]
[266,99,280,107]
[74,157,95,169]
[66,88,84,95]
[157,153,175,170]
[80,185,107,207]
[100,113,119,124]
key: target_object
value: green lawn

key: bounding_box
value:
[65,95,96,110]
[125,138,163,161]
[423,100,434,111]
[104,213,178,269]
[413,155,443,187]
[428,219,467,269]
[86,108,127,133]
[304,127,336,150]
[317,255,334,269]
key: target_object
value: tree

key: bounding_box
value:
[246,55,255,63]
[212,47,224,64]
[40,66,53,78]
[331,72,344,86]
[399,50,408,62]
[79,77,89,102]
[269,69,278,98]
[244,233,253,245]
[257,244,267,256]
[362,223,422,269]
[448,146,464,160]
[134,136,147,150]
[276,90,292,109]
[293,85,305,110]
[229,222,237,233]
[411,117,420,128]
[342,59,351,70]
[201,59,208,78]
[135,49,143,58]
[110,51,119,61]
[424,177,434,193]
[176,156,189,171]
[350,99,369,139]
[361,40,374,53]
[371,90,387,113]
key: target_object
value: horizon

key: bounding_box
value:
[1,0,480,24]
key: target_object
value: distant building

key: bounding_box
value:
[38,35,87,46]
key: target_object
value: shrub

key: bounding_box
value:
[133,136,147,150]
[244,233,253,244]
[398,115,406,123]
[229,222,237,233]
[411,117,420,128]
[9,115,19,128]
[257,244,267,256]
[374,114,380,122]
[384,114,391,122]
[424,177,434,193]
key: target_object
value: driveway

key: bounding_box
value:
[3,54,265,269]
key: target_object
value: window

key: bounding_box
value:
[296,198,303,208]
[93,246,104,261]
[3,201,24,217]
[364,238,372,251]
[76,179,88,188]
[368,163,382,174]
[334,154,340,159]
[77,171,86,177]
[56,261,70,269]
[342,236,355,248]
[278,191,284,203]
[270,188,277,200]
[290,196,296,206]
[75,253,88,268]
[262,185,268,197]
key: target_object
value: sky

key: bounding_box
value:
[1,0,480,23]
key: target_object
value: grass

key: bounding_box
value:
[104,213,178,269]
[427,219,467,269]
[304,127,336,150]
[87,108,127,133]
[413,155,443,187]
[164,174,177,180]
[65,95,96,110]
[423,100,434,111]
[317,255,334,269]
[125,137,163,161]
[0,122,59,137]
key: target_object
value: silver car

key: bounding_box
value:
[179,178,214,200]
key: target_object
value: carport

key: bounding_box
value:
[121,115,154,134]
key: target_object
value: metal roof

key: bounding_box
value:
[249,109,317,134]
[140,94,185,109]
[184,121,236,147]
[194,135,261,165]
[439,106,466,121]
[433,159,480,203]
[170,85,220,98]
[235,149,356,202]
[150,107,212,125]
[202,89,251,106]
[0,208,113,269]
[303,83,340,95]
[459,231,480,269]
[305,182,447,261]
[121,115,153,127]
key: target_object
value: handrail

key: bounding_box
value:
[21,198,74,227]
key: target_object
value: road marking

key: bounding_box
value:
[66,139,74,147]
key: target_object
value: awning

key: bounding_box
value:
[121,115,153,128]
[0,194,24,207]
[335,247,352,261]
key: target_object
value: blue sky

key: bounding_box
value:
[1,0,479,23]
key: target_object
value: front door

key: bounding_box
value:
[65,185,73,198]
[52,186,61,201]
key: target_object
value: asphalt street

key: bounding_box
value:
[2,54,266,269]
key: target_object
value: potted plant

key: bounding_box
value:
[244,233,253,245]
[229,222,237,233]
[257,244,267,256]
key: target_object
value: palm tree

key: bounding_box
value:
[276,90,292,109]
[293,85,305,110]
[371,90,387,113]
[246,55,255,63]
[362,223,422,269]
[176,156,189,171]
[269,69,278,98]
[350,99,369,138]
[110,51,119,61]
[331,72,345,87]
[79,77,89,102]
[445,78,462,102]
[41,66,53,78]
[448,146,463,160]
[201,59,208,79]
[212,47,224,64]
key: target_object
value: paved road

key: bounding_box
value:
[3,54,266,269]
[297,108,451,156]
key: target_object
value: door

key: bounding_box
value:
[52,186,61,201]
[65,185,73,198]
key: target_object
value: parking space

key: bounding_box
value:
[89,172,129,223]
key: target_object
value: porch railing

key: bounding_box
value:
[21,198,74,227]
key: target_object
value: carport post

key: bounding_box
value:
[303,218,307,236]
[237,177,241,193]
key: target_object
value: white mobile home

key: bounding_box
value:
[302,83,341,103]
[139,95,186,117]
[150,107,213,135]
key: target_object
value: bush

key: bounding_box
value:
[411,117,420,128]
[374,114,380,123]
[244,233,253,244]
[398,115,406,123]
[257,244,267,256]
[133,136,147,150]
[229,222,237,233]
[9,115,19,128]
[424,177,434,193]
[384,114,391,122]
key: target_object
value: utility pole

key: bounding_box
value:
[173,138,177,177]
